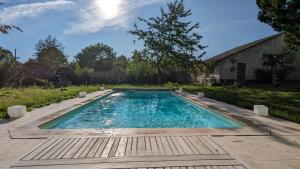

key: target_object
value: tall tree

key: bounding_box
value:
[34,35,67,80]
[256,0,300,49]
[76,43,116,71]
[129,0,206,83]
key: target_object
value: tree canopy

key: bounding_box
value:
[129,0,206,83]
[76,43,116,71]
[256,0,300,49]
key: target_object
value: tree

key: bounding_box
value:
[0,48,18,86]
[129,0,206,83]
[34,35,68,80]
[256,48,296,85]
[256,0,300,49]
[111,55,129,83]
[76,43,116,71]
[125,50,157,83]
[0,3,22,56]
[263,50,295,86]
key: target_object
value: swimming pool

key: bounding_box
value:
[41,90,242,129]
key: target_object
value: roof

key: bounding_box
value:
[207,33,283,62]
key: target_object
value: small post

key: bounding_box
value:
[79,91,87,98]
[179,88,183,92]
[197,92,205,98]
[7,105,26,118]
[253,105,268,116]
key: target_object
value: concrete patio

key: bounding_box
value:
[0,90,299,169]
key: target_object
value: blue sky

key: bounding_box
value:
[0,0,276,62]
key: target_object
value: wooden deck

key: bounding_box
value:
[11,135,247,169]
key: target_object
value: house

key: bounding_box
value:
[206,34,300,84]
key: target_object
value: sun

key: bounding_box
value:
[94,0,122,20]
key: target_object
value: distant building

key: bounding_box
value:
[205,34,300,84]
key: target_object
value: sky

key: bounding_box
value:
[0,0,277,62]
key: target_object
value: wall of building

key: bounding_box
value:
[215,35,300,81]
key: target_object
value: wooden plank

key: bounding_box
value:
[170,136,185,155]
[22,138,58,161]
[144,136,152,156]
[79,138,98,158]
[202,136,226,154]
[86,138,104,158]
[40,138,70,160]
[182,136,198,154]
[197,136,219,154]
[94,137,109,158]
[108,137,121,157]
[101,137,116,157]
[62,138,88,159]
[115,137,127,157]
[234,166,247,169]
[219,166,229,169]
[137,137,146,156]
[155,136,166,155]
[33,138,63,160]
[211,166,219,169]
[73,138,94,158]
[131,137,138,156]
[166,136,179,155]
[160,136,173,155]
[125,137,132,157]
[227,166,236,169]
[55,138,80,159]
[49,138,76,160]
[205,166,213,169]
[149,136,159,155]
[12,156,240,168]
[173,136,193,154]
[194,167,205,169]
[188,136,211,154]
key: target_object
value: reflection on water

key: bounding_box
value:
[43,91,242,129]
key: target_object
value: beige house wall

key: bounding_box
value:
[214,35,300,81]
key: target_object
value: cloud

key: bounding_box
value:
[64,0,162,34]
[0,0,74,23]
[199,24,227,33]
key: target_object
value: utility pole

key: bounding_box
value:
[14,48,20,61]
[14,48,17,60]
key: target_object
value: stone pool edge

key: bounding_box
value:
[9,89,277,139]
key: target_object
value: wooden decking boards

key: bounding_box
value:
[11,135,247,169]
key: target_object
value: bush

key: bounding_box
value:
[255,68,272,83]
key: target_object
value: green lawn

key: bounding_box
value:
[0,85,101,119]
[181,84,300,123]
[0,84,299,123]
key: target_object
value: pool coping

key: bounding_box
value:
[9,89,299,139]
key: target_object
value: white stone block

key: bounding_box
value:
[100,86,105,91]
[254,105,268,116]
[7,105,26,118]
[198,92,205,98]
[179,88,183,92]
[79,91,87,98]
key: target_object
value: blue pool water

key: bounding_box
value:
[42,91,242,129]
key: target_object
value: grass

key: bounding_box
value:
[180,84,300,123]
[0,85,101,119]
[0,84,299,123]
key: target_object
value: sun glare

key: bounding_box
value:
[94,0,122,19]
